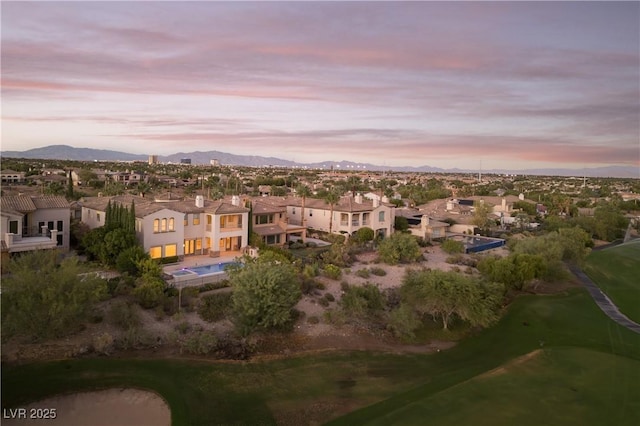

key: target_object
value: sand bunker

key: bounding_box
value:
[3,388,171,426]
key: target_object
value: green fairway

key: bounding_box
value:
[584,240,640,323]
[3,288,640,425]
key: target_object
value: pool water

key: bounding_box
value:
[172,261,240,278]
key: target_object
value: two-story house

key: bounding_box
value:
[80,194,249,260]
[0,195,70,254]
[248,198,306,246]
[286,193,395,239]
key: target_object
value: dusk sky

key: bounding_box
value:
[2,1,639,171]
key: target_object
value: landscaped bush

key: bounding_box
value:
[198,280,230,293]
[324,264,342,280]
[355,268,371,278]
[441,239,465,254]
[198,292,232,322]
[377,233,422,265]
[369,266,387,276]
[158,255,180,265]
[303,263,320,278]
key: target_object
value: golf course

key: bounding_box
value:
[2,244,639,425]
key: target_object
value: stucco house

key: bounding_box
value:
[285,193,395,238]
[248,198,306,246]
[0,195,70,254]
[80,194,249,260]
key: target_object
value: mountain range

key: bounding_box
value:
[1,145,638,178]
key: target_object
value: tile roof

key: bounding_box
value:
[1,195,36,212]
[31,195,71,209]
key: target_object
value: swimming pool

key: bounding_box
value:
[171,261,240,280]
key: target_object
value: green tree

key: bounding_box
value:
[133,258,165,309]
[394,216,409,232]
[472,200,493,233]
[377,233,422,265]
[230,254,302,335]
[325,188,340,234]
[1,251,107,341]
[296,184,312,228]
[402,269,502,330]
[352,227,375,244]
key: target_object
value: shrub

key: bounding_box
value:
[355,268,370,278]
[175,321,192,335]
[387,305,420,340]
[303,263,320,278]
[340,283,385,318]
[181,331,218,355]
[93,332,115,355]
[369,267,387,276]
[377,233,422,265]
[158,255,180,265]
[324,264,342,280]
[307,316,320,324]
[318,297,330,307]
[441,239,465,254]
[198,292,232,322]
[324,293,335,302]
[109,301,141,330]
[353,227,375,244]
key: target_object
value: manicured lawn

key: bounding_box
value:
[3,288,640,425]
[328,289,640,425]
[584,240,640,323]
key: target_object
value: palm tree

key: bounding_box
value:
[296,184,312,229]
[325,188,340,234]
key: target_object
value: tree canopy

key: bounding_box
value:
[377,233,422,265]
[1,251,107,341]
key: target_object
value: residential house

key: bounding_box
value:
[80,194,249,260]
[1,170,26,184]
[248,198,306,246]
[0,195,71,254]
[285,193,395,238]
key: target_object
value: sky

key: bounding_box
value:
[2,1,639,171]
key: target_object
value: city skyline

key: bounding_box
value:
[2,1,639,172]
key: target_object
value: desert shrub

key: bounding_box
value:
[377,233,422,265]
[175,321,192,335]
[323,309,347,326]
[355,268,371,278]
[93,332,115,355]
[116,327,154,350]
[324,293,335,302]
[387,305,420,340]
[352,227,375,244]
[303,263,320,278]
[441,239,465,254]
[324,264,342,280]
[181,331,218,355]
[109,301,141,330]
[340,283,385,318]
[318,297,330,307]
[340,281,350,292]
[369,266,387,276]
[198,292,232,322]
[307,316,320,324]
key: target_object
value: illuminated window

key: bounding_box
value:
[205,237,211,249]
[153,219,160,233]
[168,218,175,231]
[193,213,200,225]
[161,218,167,232]
[165,244,177,257]
[184,214,188,226]
[149,246,162,259]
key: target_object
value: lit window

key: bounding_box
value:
[168,218,175,231]
[193,213,200,225]
[184,214,188,226]
[153,219,160,233]
[165,244,177,257]
[161,218,167,232]
[149,246,162,259]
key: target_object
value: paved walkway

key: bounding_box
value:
[570,265,640,335]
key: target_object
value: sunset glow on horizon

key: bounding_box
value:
[2,1,639,171]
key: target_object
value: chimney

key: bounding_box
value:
[195,195,204,208]
[231,195,240,206]
[373,198,380,207]
[501,197,506,211]
[421,215,429,229]
[354,193,363,204]
[381,195,389,203]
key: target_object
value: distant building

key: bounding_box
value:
[210,159,220,166]
[180,158,192,165]
[148,155,159,165]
